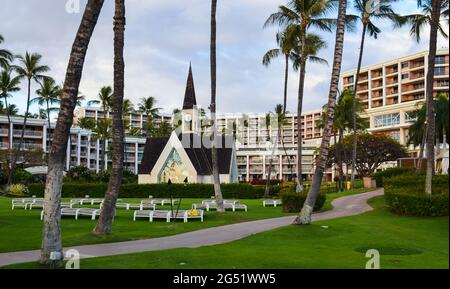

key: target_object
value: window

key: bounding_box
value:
[401,62,409,68]
[387,130,400,142]
[346,76,354,84]
[435,67,446,76]
[436,79,449,87]
[401,73,409,79]
[436,55,446,65]
[405,111,416,123]
[374,113,400,128]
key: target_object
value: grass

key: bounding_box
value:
[0,187,373,254]
[5,194,447,269]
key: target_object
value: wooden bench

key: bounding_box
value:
[263,199,282,207]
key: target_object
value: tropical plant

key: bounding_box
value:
[77,117,96,130]
[138,96,161,136]
[94,0,126,235]
[349,0,403,190]
[295,0,348,224]
[264,0,336,192]
[0,34,13,69]
[40,0,105,267]
[0,68,21,150]
[96,86,113,118]
[8,52,49,188]
[92,119,112,172]
[31,77,62,146]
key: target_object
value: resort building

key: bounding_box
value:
[1,50,447,182]
[341,49,449,154]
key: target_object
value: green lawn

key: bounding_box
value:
[6,195,447,269]
[0,188,371,254]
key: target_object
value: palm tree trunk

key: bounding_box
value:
[425,0,440,194]
[7,77,32,188]
[336,129,345,191]
[40,0,104,267]
[210,0,224,213]
[3,96,13,193]
[294,0,347,225]
[416,124,427,174]
[283,54,289,113]
[94,0,125,235]
[296,30,307,192]
[47,99,52,149]
[351,23,367,190]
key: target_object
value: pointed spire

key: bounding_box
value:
[183,63,197,110]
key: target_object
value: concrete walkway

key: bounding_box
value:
[0,189,383,267]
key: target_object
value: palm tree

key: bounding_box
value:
[97,86,113,119]
[94,0,126,235]
[8,52,49,188]
[349,0,402,189]
[263,29,298,113]
[4,104,19,116]
[295,0,348,225]
[127,126,142,137]
[31,77,62,147]
[40,0,105,267]
[0,68,21,150]
[0,34,13,69]
[138,96,161,136]
[264,0,336,192]
[400,0,448,194]
[92,119,112,172]
[210,0,225,213]
[78,117,96,130]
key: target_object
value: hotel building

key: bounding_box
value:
[1,49,447,181]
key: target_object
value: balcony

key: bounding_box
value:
[13,130,43,138]
[0,128,9,135]
[13,142,42,150]
[0,142,10,148]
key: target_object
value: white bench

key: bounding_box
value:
[193,202,247,212]
[133,210,204,222]
[263,199,282,207]
[28,199,44,210]
[114,202,156,210]
[40,208,101,220]
[12,198,43,210]
[141,199,178,206]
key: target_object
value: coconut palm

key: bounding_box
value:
[3,104,19,116]
[78,117,96,130]
[264,0,337,192]
[92,119,112,172]
[40,0,105,267]
[295,0,348,224]
[31,77,62,147]
[97,86,113,118]
[348,0,403,189]
[210,0,225,213]
[94,0,126,235]
[0,68,21,149]
[138,96,161,136]
[8,52,49,188]
[0,34,13,69]
[400,0,448,194]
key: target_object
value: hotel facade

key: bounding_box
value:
[1,49,448,181]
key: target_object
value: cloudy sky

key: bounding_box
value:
[0,0,448,117]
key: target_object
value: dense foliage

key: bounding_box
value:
[384,174,448,216]
[372,167,415,187]
[280,190,326,213]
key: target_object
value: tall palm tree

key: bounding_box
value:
[138,96,161,136]
[210,0,225,213]
[78,117,96,130]
[31,77,62,147]
[263,29,298,113]
[0,68,21,150]
[4,104,19,116]
[295,0,348,225]
[8,52,49,188]
[0,34,13,69]
[94,0,126,235]
[349,0,402,189]
[40,0,105,267]
[92,119,112,172]
[264,0,336,192]
[400,0,448,194]
[97,85,113,118]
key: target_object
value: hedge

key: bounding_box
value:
[280,191,326,213]
[384,174,448,216]
[372,167,415,188]
[28,183,268,199]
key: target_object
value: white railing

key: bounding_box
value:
[0,128,9,135]
[13,130,43,137]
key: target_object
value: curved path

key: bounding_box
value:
[0,189,383,267]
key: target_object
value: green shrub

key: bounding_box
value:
[384,174,448,216]
[280,190,326,213]
[28,183,260,199]
[12,169,34,184]
[8,184,29,197]
[67,166,93,182]
[372,167,415,187]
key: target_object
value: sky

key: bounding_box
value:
[0,0,448,118]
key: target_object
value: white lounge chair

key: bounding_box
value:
[193,202,247,212]
[263,199,282,207]
[28,199,45,210]
[133,209,204,222]
[41,208,100,220]
[11,198,43,210]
